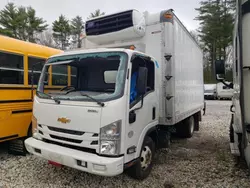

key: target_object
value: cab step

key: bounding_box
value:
[8,138,27,156]
[230,142,240,156]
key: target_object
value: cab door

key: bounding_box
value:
[124,54,159,163]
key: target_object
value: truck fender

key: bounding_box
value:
[135,121,158,158]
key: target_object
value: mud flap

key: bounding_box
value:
[203,101,206,115]
[194,112,200,131]
[157,130,171,148]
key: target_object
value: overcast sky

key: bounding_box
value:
[1,0,201,31]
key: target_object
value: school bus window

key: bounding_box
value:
[52,64,68,86]
[28,57,46,85]
[28,57,45,71]
[0,52,24,84]
[71,66,77,87]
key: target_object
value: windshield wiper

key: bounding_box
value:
[80,92,105,107]
[36,91,61,104]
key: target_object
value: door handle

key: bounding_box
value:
[230,105,235,113]
[129,111,136,124]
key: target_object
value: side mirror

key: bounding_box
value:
[136,67,148,96]
[214,60,225,80]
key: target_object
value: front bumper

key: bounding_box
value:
[25,137,124,176]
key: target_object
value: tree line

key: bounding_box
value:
[195,0,236,83]
[0,3,105,49]
[0,1,236,83]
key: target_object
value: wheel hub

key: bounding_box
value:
[140,146,152,170]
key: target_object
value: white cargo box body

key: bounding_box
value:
[84,9,204,125]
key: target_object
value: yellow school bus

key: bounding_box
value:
[0,35,64,150]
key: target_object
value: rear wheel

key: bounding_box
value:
[176,116,195,138]
[127,136,155,180]
[229,115,234,143]
[194,114,200,131]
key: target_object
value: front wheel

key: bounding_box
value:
[127,136,155,180]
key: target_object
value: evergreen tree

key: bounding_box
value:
[26,7,48,42]
[190,30,199,44]
[52,15,71,50]
[71,16,84,48]
[88,9,105,19]
[16,6,28,40]
[0,3,19,38]
[0,3,48,42]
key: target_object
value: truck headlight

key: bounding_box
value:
[100,120,121,156]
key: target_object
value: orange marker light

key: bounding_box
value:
[164,13,173,19]
[130,45,135,50]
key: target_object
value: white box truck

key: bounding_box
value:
[215,0,250,168]
[25,9,204,179]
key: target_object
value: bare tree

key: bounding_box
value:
[37,29,57,48]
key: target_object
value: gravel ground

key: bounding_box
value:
[1,100,250,188]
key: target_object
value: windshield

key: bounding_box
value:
[37,52,128,102]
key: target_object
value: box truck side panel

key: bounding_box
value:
[172,17,204,123]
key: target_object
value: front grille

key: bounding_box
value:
[86,10,133,36]
[48,126,84,136]
[43,138,96,154]
[50,134,82,144]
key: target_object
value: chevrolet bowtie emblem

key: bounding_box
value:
[57,117,71,124]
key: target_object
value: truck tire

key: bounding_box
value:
[127,136,155,180]
[237,133,245,160]
[229,115,234,143]
[194,113,200,131]
[203,102,206,115]
[177,116,195,138]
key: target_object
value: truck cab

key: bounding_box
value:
[25,48,159,179]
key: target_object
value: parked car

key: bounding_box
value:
[216,82,233,100]
[204,84,217,100]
